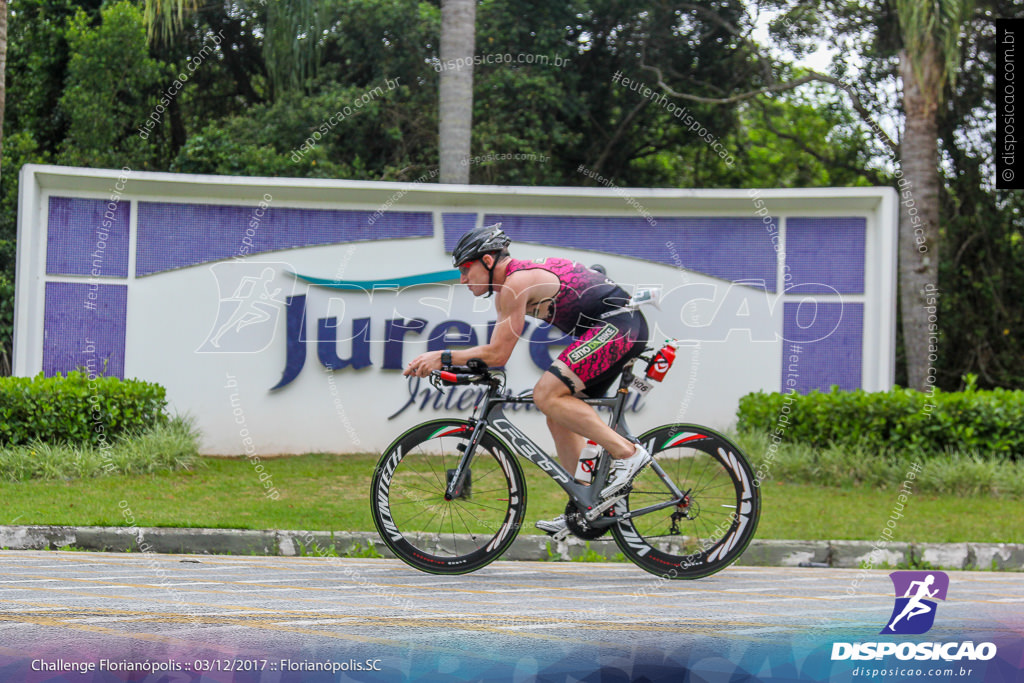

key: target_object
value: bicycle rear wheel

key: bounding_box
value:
[611,425,760,579]
[371,419,527,575]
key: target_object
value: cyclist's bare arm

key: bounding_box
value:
[403,269,554,377]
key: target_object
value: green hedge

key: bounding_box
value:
[0,371,168,447]
[736,383,1024,458]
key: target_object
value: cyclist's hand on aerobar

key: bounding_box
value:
[403,351,443,378]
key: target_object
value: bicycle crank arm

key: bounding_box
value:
[584,493,628,523]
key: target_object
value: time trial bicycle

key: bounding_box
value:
[370,348,760,579]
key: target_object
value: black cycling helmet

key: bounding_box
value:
[452,223,510,297]
[452,223,511,267]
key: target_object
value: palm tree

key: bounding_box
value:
[895,0,973,390]
[438,0,475,184]
[0,1,7,375]
[0,0,8,180]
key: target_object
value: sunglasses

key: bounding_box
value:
[458,260,476,276]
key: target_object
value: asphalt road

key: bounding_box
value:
[0,551,1021,682]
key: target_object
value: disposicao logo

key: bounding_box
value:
[831,571,998,663]
[882,570,949,635]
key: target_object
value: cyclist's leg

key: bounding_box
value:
[533,374,624,535]
[534,314,648,530]
[533,312,648,461]
[534,373,635,460]
[546,413,586,475]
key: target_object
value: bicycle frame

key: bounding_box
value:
[442,361,689,528]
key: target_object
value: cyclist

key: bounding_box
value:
[403,223,652,537]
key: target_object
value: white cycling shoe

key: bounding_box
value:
[600,444,652,499]
[535,513,568,537]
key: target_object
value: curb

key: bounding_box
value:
[1,526,1022,570]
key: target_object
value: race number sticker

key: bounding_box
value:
[630,376,653,395]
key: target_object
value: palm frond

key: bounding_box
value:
[143,0,198,45]
[895,0,974,99]
[263,0,332,98]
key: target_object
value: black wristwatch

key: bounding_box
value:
[441,350,452,368]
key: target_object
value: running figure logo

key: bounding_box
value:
[881,571,949,635]
[196,263,295,353]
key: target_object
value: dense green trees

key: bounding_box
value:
[60,2,168,167]
[0,0,1019,389]
[938,0,1024,388]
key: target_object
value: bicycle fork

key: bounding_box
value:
[444,419,487,501]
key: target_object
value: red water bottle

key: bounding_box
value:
[646,341,677,382]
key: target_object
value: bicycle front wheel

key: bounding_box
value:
[370,419,527,575]
[611,425,760,579]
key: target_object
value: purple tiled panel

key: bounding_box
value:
[782,302,862,393]
[135,203,434,275]
[47,197,130,277]
[455,215,779,291]
[785,218,866,294]
[443,213,478,237]
[43,282,127,378]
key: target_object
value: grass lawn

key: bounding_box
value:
[0,454,1020,544]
